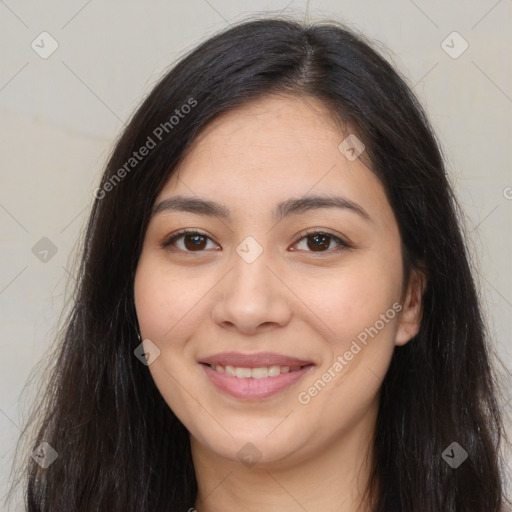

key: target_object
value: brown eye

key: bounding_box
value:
[183,234,207,250]
[306,233,331,251]
[162,230,219,252]
[292,230,349,253]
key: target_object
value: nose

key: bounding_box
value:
[211,250,293,335]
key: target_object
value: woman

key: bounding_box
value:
[10,16,510,511]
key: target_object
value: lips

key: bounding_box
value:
[199,351,313,368]
[199,352,315,400]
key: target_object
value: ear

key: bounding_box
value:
[395,268,427,347]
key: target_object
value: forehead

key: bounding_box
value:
[174,94,345,182]
[157,94,394,229]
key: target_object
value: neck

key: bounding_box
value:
[191,403,378,512]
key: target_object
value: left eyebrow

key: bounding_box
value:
[274,194,371,223]
[152,194,371,223]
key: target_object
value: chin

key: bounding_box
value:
[190,417,314,467]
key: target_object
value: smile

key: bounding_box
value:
[206,364,304,379]
[200,363,315,401]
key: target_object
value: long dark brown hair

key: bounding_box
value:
[6,16,511,511]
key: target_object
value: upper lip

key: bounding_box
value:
[199,352,314,368]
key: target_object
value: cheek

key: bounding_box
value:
[133,257,207,420]
[134,256,211,341]
[294,252,403,350]
[295,261,402,430]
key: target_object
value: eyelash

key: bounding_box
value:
[161,228,351,255]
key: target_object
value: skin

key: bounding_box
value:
[134,94,425,512]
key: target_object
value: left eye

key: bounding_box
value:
[292,231,348,253]
[162,230,349,253]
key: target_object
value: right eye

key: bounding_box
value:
[161,229,221,253]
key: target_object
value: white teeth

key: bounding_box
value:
[235,367,252,378]
[251,367,268,379]
[211,364,295,378]
[268,365,281,377]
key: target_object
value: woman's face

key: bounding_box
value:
[134,94,422,468]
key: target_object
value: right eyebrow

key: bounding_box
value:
[152,196,230,218]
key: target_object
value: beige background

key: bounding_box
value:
[1,0,511,509]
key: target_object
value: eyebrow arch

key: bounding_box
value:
[152,194,371,222]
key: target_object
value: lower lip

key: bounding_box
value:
[201,364,314,400]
